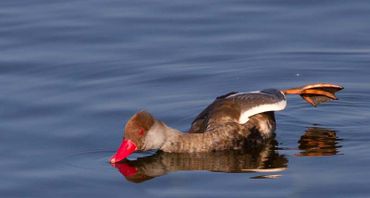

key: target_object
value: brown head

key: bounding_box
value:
[110,111,156,163]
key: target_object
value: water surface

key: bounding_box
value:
[1,0,370,197]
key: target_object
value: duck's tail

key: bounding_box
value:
[281,83,343,107]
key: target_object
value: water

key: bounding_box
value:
[1,0,370,197]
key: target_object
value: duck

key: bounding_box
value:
[110,83,343,163]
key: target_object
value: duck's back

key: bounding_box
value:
[189,89,286,135]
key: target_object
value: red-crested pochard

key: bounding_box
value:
[110,83,343,163]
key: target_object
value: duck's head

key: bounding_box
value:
[110,111,157,164]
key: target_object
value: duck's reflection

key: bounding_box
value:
[111,127,341,183]
[297,127,341,157]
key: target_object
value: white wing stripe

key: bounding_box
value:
[238,99,287,124]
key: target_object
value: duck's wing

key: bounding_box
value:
[189,89,287,133]
[227,89,287,124]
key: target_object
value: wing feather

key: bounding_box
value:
[189,89,287,133]
[227,89,287,124]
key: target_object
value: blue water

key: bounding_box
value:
[1,0,370,197]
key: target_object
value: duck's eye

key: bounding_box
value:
[137,128,145,136]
